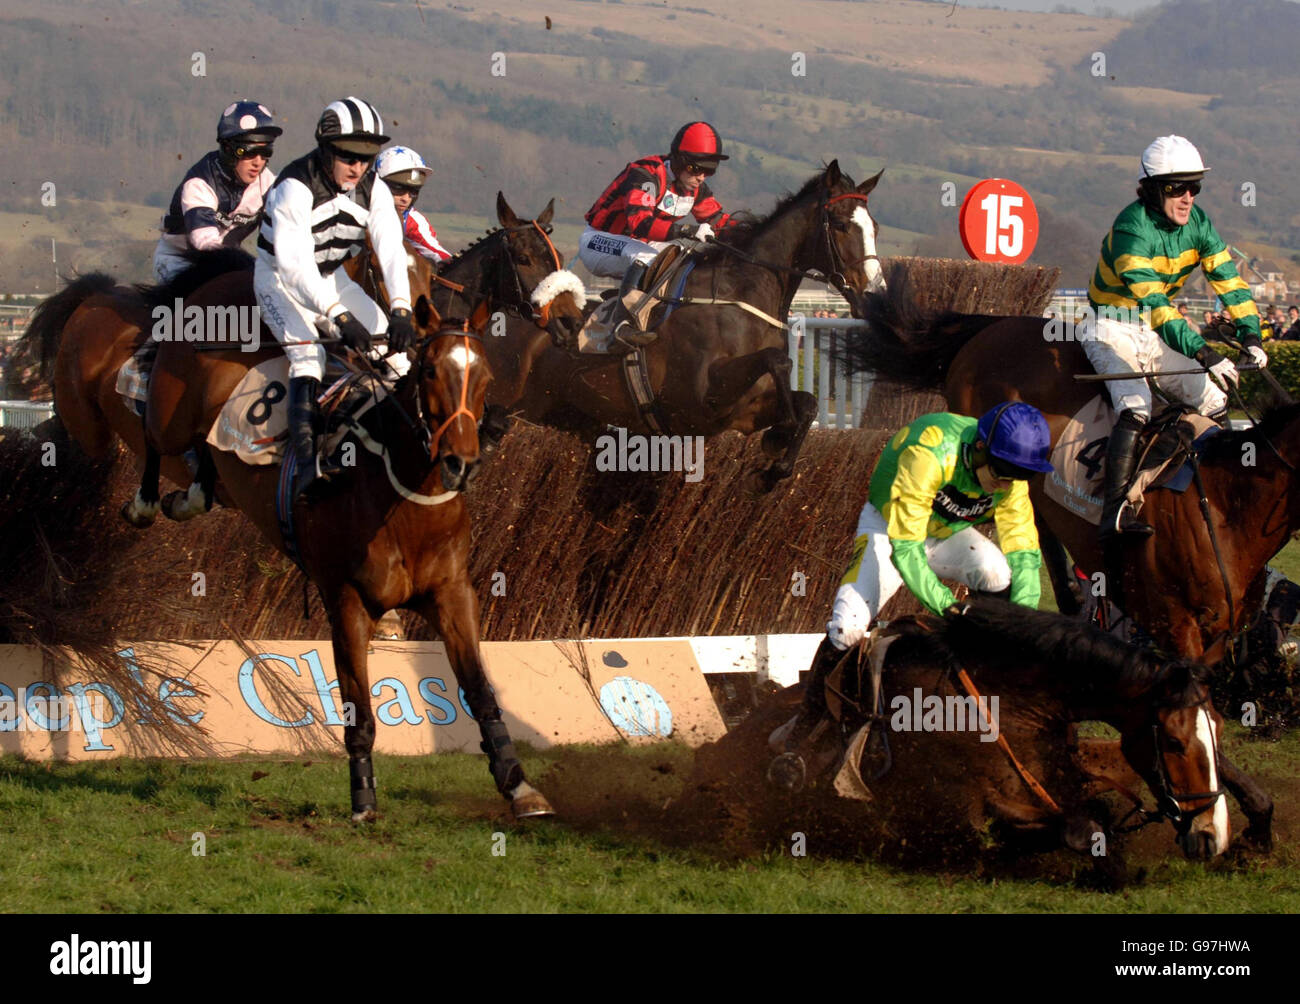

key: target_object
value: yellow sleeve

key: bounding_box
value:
[992,479,1040,555]
[884,444,945,542]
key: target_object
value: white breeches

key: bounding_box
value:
[577,227,668,278]
[1081,316,1226,419]
[827,503,1011,651]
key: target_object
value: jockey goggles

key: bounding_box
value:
[1160,180,1201,197]
[386,182,420,198]
[682,161,716,177]
[330,147,376,166]
[988,453,1041,483]
[233,143,274,160]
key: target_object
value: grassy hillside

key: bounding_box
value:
[0,0,1295,291]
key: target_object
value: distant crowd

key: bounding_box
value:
[1186,302,1300,341]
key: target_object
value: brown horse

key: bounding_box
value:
[130,266,553,821]
[488,162,886,491]
[844,292,1281,846]
[20,256,255,502]
[686,598,1229,883]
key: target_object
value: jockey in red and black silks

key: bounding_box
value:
[578,121,734,280]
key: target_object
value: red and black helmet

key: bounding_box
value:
[670,121,729,162]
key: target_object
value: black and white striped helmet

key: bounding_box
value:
[315,97,390,155]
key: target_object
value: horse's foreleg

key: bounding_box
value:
[413,586,554,819]
[161,446,218,522]
[706,347,815,489]
[1218,754,1273,851]
[1037,515,1082,616]
[121,438,161,529]
[329,587,379,822]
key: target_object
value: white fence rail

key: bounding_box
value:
[787,315,872,429]
[0,400,53,430]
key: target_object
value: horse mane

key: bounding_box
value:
[902,596,1213,708]
[690,171,829,263]
[840,276,1012,385]
[134,248,255,311]
[440,228,504,271]
[1200,401,1300,465]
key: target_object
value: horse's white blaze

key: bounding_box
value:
[852,205,887,294]
[446,343,478,372]
[1197,708,1230,856]
[530,268,587,308]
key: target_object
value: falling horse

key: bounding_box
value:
[844,291,1282,846]
[114,260,553,821]
[685,597,1229,883]
[487,161,887,491]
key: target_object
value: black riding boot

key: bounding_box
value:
[1099,408,1153,541]
[610,260,656,348]
[288,376,323,501]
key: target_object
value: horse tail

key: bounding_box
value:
[134,247,255,311]
[21,273,119,379]
[840,288,1009,391]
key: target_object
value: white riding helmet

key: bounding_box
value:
[376,146,433,188]
[1141,135,1210,181]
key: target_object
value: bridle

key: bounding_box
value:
[410,325,486,462]
[472,221,564,330]
[707,188,881,307]
[1146,700,1227,827]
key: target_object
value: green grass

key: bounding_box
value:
[1,734,1295,913]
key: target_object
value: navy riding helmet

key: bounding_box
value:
[976,401,1054,480]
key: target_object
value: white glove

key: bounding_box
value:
[1244,345,1268,368]
[694,223,715,242]
[1208,357,1240,387]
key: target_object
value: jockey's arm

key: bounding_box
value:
[407,209,452,262]
[885,445,958,616]
[1197,228,1263,347]
[177,176,224,251]
[621,166,677,242]
[991,480,1043,610]
[691,183,732,230]
[366,178,412,312]
[266,179,343,319]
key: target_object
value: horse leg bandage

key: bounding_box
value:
[349,756,377,814]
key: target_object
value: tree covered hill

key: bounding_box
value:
[0,0,1295,291]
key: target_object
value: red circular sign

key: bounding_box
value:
[959,178,1039,264]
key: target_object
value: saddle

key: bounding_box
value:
[576,244,695,354]
[1043,397,1221,526]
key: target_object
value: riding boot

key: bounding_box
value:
[610,261,657,348]
[288,376,323,501]
[767,636,845,792]
[1099,408,1154,541]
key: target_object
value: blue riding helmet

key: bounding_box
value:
[976,401,1054,478]
[217,101,282,145]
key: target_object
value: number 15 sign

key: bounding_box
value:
[959,178,1039,264]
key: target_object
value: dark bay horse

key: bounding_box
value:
[136,267,553,821]
[491,161,886,491]
[845,293,1283,845]
[685,598,1229,883]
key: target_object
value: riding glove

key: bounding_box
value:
[334,312,372,354]
[1244,344,1268,369]
[387,308,415,354]
[1196,345,1239,388]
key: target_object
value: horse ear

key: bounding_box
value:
[414,294,438,332]
[537,198,555,228]
[858,169,884,196]
[469,299,491,333]
[496,191,521,229]
[824,159,843,186]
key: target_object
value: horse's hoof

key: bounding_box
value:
[509,783,555,819]
[119,499,156,529]
[160,490,187,521]
[350,807,378,824]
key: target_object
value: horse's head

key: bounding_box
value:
[494,192,587,346]
[1120,662,1230,860]
[818,160,887,315]
[409,299,493,492]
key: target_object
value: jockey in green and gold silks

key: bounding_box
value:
[767,402,1054,783]
[1083,134,1266,540]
